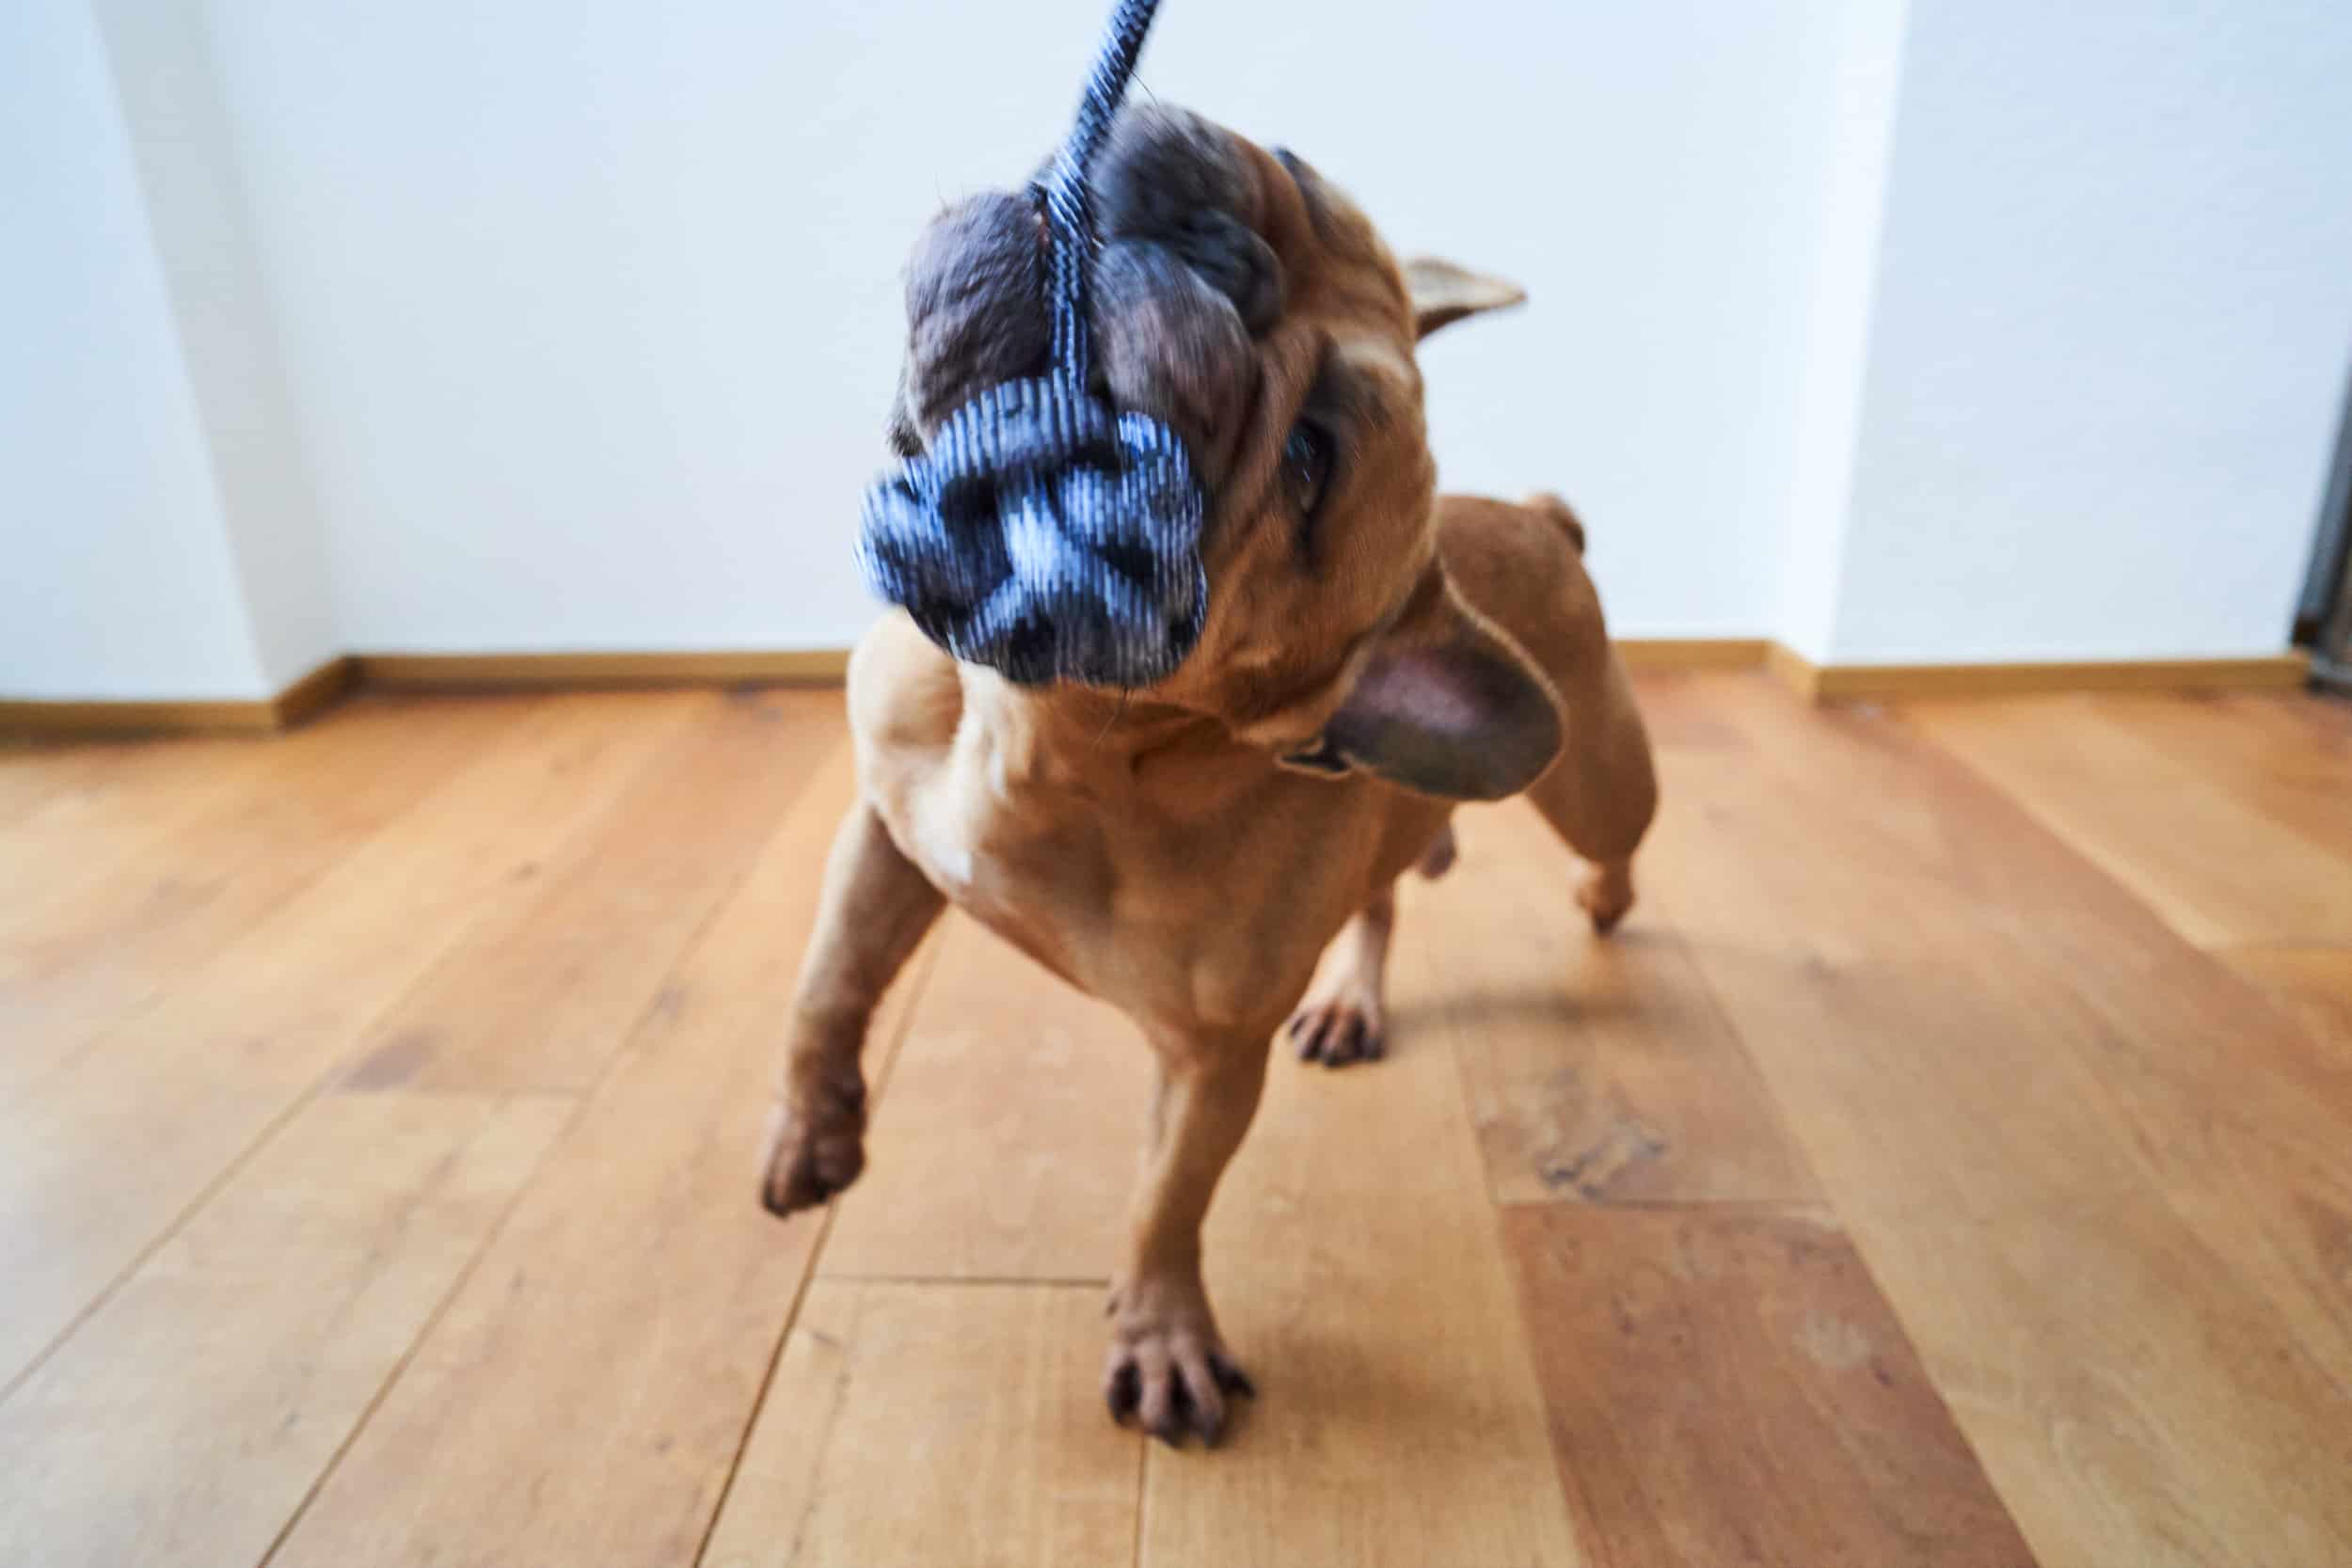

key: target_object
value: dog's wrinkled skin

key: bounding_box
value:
[762,106,1657,1448]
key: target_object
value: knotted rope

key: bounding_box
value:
[855,0,1207,689]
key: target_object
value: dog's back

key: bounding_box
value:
[1437,491,1608,694]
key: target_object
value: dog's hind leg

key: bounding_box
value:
[1281,820,1453,1069]
[1526,643,1658,934]
[1285,881,1398,1068]
[758,800,944,1217]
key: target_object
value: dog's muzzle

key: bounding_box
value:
[857,377,1207,689]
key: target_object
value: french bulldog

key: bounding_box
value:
[760,104,1657,1448]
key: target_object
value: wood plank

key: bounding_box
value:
[264,742,939,1568]
[1504,1205,2037,1566]
[1426,800,1821,1207]
[1836,692,2352,1386]
[1635,674,2352,1568]
[1,729,382,1093]
[797,828,1581,1561]
[345,688,847,1094]
[699,1282,1139,1568]
[0,742,124,825]
[1139,913,1585,1568]
[1909,693,2352,948]
[1850,713,2352,1379]
[0,692,696,1391]
[0,1089,568,1568]
[2212,688,2352,760]
[0,696,513,1081]
[2053,690,2352,868]
[2219,943,2352,1069]
[818,912,1152,1281]
[0,734,290,947]
[0,734,251,847]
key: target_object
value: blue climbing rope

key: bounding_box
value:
[855,0,1208,689]
[1041,0,1161,387]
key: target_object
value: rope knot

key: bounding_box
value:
[855,0,1206,689]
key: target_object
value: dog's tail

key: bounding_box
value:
[1521,491,1586,556]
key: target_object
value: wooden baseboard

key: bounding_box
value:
[352,649,851,690]
[1615,638,1771,672]
[358,642,1775,689]
[272,655,358,726]
[0,695,283,739]
[1765,645,2311,702]
[1,654,357,740]
[6,639,2317,740]
[1,649,845,739]
[1763,641,1821,700]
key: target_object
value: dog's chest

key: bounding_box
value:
[872,727,1390,1035]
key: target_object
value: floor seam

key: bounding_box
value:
[688,927,945,1568]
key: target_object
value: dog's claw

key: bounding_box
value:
[1106,1361,1141,1422]
[1578,861,1636,936]
[1103,1291,1251,1450]
[1151,1408,1187,1448]
[1289,996,1384,1068]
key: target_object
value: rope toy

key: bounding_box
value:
[855,0,1207,689]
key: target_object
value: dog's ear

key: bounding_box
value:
[1290,569,1560,800]
[1402,258,1527,340]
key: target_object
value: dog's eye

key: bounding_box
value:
[1281,420,1334,521]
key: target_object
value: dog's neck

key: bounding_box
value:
[957,666,1272,796]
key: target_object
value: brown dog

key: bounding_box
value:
[760,106,1657,1447]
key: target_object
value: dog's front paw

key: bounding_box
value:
[1104,1277,1255,1449]
[1287,987,1385,1068]
[757,1073,867,1217]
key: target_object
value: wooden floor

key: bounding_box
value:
[3,674,2348,1568]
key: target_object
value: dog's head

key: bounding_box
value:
[889,105,1555,800]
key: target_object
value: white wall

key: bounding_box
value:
[93,0,340,689]
[1153,0,1893,642]
[197,0,1868,650]
[203,0,1004,655]
[0,0,268,701]
[1830,0,2352,662]
[1773,0,1911,663]
[10,0,2348,694]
